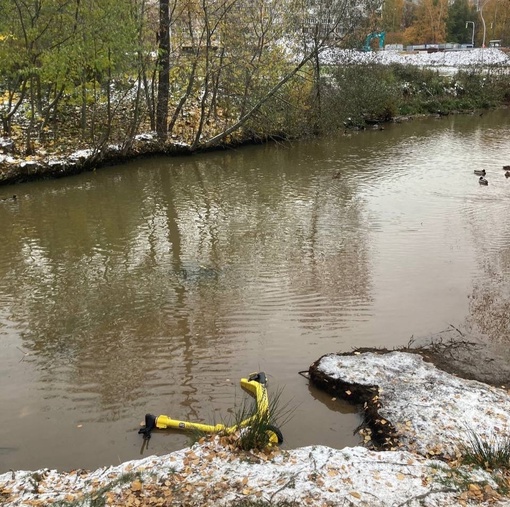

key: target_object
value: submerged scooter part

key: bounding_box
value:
[139,372,283,445]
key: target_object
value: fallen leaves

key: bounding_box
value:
[3,421,510,507]
[131,479,143,492]
[458,482,502,504]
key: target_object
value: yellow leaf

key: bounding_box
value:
[131,480,142,491]
[349,491,361,498]
[397,473,405,480]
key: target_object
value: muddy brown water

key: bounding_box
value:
[1,110,510,473]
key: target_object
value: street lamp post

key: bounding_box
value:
[465,21,475,47]
[477,0,493,48]
[480,6,487,47]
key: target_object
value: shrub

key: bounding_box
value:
[231,386,291,452]
[461,430,510,471]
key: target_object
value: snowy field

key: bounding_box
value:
[322,47,510,68]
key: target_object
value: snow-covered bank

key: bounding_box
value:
[0,442,501,507]
[0,134,190,186]
[2,351,510,506]
[311,352,510,460]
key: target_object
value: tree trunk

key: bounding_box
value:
[312,47,322,135]
[156,0,170,142]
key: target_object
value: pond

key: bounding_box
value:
[1,109,509,472]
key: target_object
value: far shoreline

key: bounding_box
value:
[0,108,499,189]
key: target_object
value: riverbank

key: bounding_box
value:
[1,48,509,188]
[3,336,510,507]
[0,130,290,187]
[0,107,501,188]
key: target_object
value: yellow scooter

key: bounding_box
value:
[139,372,283,446]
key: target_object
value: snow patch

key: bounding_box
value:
[321,48,510,68]
[317,352,510,459]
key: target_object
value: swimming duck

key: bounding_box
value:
[479,176,488,186]
[0,195,16,201]
[503,165,510,170]
[474,169,486,176]
[505,171,510,178]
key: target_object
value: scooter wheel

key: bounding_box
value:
[265,425,284,445]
